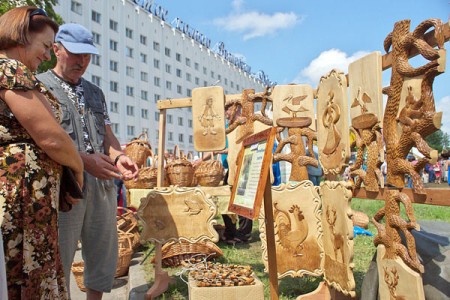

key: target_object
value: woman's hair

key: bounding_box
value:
[0,6,59,50]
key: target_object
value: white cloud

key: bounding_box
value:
[213,8,301,41]
[293,49,370,86]
[436,95,450,134]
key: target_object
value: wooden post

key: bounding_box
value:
[263,171,279,300]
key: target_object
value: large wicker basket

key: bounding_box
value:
[154,240,223,267]
[71,261,86,292]
[115,247,133,278]
[117,207,140,250]
[124,132,152,168]
[195,153,224,187]
[166,145,194,187]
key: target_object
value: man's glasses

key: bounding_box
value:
[30,8,48,18]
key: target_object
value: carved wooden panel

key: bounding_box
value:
[192,86,226,151]
[376,245,425,300]
[137,186,219,244]
[271,84,315,130]
[316,69,350,175]
[320,181,355,297]
[258,182,323,278]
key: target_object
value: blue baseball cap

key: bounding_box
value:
[55,23,99,55]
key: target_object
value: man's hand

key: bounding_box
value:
[115,154,139,181]
[81,152,122,180]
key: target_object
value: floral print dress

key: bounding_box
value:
[0,59,68,299]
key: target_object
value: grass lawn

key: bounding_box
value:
[141,189,450,299]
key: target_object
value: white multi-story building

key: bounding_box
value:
[53,0,266,154]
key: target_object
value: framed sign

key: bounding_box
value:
[228,127,276,220]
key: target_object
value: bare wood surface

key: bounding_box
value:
[157,93,241,109]
[353,187,450,206]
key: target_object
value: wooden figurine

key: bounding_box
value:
[383,19,446,195]
[138,186,219,244]
[258,181,324,278]
[192,86,226,151]
[271,84,318,182]
[348,52,385,192]
[317,70,350,175]
[320,181,355,297]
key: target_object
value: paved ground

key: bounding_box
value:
[69,248,149,300]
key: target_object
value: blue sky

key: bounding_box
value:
[158,0,449,132]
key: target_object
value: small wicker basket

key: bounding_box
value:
[166,145,194,187]
[154,240,223,267]
[195,153,224,187]
[124,152,158,189]
[124,132,152,168]
[117,207,140,250]
[115,247,133,278]
[71,261,86,292]
[351,210,370,229]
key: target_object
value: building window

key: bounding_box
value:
[110,81,118,92]
[188,119,192,128]
[168,131,173,141]
[127,125,135,136]
[140,34,147,45]
[186,73,191,82]
[109,40,117,51]
[109,60,118,72]
[141,109,148,119]
[231,81,234,88]
[153,59,160,69]
[153,41,160,52]
[92,32,101,45]
[166,81,172,90]
[211,71,215,78]
[154,112,159,121]
[91,75,100,87]
[177,85,182,94]
[176,53,181,62]
[185,58,191,67]
[125,27,133,39]
[165,64,171,74]
[126,86,134,96]
[154,94,160,103]
[224,78,228,85]
[110,101,119,113]
[71,1,82,14]
[203,67,207,75]
[111,123,119,135]
[203,81,207,87]
[126,105,134,116]
[218,74,222,81]
[126,47,134,58]
[178,133,184,142]
[178,117,183,126]
[167,114,173,124]
[195,77,199,85]
[194,62,199,70]
[141,90,148,100]
[237,84,240,91]
[176,69,181,78]
[91,10,101,23]
[154,77,160,87]
[140,71,148,82]
[164,47,171,57]
[140,53,147,63]
[189,135,193,143]
[109,19,118,31]
[126,66,134,78]
[186,89,192,97]
[91,54,100,66]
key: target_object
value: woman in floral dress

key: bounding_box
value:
[0,7,83,299]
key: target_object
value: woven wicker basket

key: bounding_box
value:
[352,210,370,229]
[166,145,194,187]
[123,161,158,189]
[117,207,140,250]
[115,247,133,278]
[154,240,223,267]
[124,132,152,168]
[71,261,86,292]
[195,153,224,187]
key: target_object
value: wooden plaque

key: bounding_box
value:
[228,127,276,220]
[192,86,226,151]
[137,186,218,244]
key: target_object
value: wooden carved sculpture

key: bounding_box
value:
[275,203,309,257]
[383,267,407,300]
[372,190,423,273]
[349,87,385,192]
[325,206,346,263]
[383,19,446,194]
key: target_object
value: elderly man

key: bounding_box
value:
[37,24,138,299]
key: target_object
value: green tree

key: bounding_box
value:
[425,129,445,152]
[1,0,63,72]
